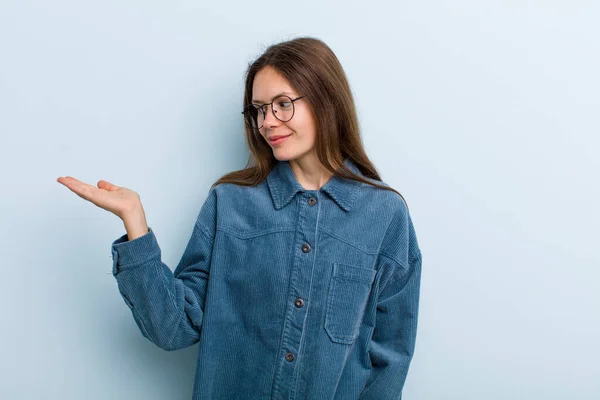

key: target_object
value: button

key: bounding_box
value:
[294,298,304,308]
[308,197,317,206]
[285,352,295,362]
[301,243,311,253]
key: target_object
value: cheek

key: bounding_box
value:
[289,114,317,138]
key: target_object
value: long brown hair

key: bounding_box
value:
[211,36,408,209]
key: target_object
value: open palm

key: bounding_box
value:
[56,176,141,219]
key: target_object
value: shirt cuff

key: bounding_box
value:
[111,227,160,276]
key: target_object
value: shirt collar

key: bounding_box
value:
[267,158,363,212]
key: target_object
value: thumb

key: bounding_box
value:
[97,180,120,191]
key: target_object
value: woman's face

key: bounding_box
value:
[251,66,317,162]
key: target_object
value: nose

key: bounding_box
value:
[262,105,280,128]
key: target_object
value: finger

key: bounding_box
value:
[57,176,78,186]
[97,180,120,191]
[59,176,98,201]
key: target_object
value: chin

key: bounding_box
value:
[272,149,311,163]
[272,152,294,162]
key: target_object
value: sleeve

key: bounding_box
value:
[359,208,422,400]
[110,188,217,351]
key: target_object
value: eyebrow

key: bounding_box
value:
[251,91,296,104]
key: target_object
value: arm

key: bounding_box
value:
[111,188,217,351]
[359,209,422,399]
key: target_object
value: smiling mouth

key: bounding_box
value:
[268,134,292,145]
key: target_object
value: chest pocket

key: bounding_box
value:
[324,263,377,345]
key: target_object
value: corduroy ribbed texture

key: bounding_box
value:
[111,158,422,400]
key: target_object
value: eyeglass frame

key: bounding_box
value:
[241,95,306,130]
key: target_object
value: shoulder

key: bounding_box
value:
[354,176,409,220]
[194,181,268,237]
[210,179,269,206]
[356,179,419,268]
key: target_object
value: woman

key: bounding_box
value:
[57,37,422,400]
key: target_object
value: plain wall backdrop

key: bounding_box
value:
[1,0,598,399]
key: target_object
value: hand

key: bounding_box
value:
[56,176,142,220]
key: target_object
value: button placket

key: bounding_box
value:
[271,191,320,399]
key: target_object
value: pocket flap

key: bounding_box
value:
[333,263,376,283]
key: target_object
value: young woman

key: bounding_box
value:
[57,37,422,400]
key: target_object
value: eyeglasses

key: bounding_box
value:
[241,95,305,130]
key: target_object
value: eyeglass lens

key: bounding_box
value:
[245,95,296,130]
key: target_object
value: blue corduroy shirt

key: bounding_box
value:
[111,158,422,400]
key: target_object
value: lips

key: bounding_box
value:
[268,133,292,146]
[268,133,292,142]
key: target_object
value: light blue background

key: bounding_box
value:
[1,1,598,399]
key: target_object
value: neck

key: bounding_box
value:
[288,152,335,190]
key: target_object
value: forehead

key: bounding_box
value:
[251,66,297,103]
